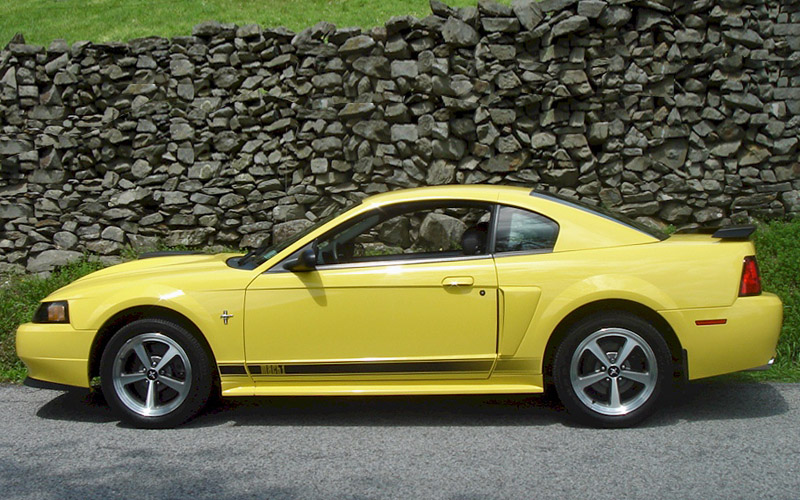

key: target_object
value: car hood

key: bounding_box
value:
[49,253,247,300]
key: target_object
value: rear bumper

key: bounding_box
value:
[661,293,783,380]
[15,322,93,389]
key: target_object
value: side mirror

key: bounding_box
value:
[283,246,317,272]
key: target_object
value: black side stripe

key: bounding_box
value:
[219,365,247,375]
[245,360,494,376]
[493,358,539,372]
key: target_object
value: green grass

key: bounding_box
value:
[728,363,800,383]
[0,0,485,46]
[1,219,799,384]
[0,259,104,382]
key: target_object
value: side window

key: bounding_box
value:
[494,206,559,253]
[316,202,492,265]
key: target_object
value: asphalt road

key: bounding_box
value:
[1,381,799,499]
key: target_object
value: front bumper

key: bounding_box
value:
[15,322,94,389]
[661,293,783,380]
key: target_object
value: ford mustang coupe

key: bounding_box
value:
[17,185,782,428]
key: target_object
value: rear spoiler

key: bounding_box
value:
[676,225,756,240]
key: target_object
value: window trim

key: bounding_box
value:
[491,248,554,258]
[486,203,500,257]
[268,244,495,273]
[314,253,494,271]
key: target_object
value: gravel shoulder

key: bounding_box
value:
[1,380,799,499]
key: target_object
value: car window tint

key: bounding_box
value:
[316,203,492,265]
[494,206,559,253]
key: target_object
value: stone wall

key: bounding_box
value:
[0,0,799,273]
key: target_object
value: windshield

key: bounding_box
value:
[230,200,361,270]
[530,190,668,241]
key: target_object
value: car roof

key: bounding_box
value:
[362,184,531,205]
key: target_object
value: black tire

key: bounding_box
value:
[553,311,672,428]
[100,318,213,428]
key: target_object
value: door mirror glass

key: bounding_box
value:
[284,245,317,272]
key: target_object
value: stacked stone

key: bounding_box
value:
[774,0,800,218]
[0,0,798,273]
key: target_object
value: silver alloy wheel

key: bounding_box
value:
[111,332,192,417]
[569,327,658,416]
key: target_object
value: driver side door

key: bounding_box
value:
[243,201,499,381]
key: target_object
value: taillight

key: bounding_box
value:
[739,256,762,296]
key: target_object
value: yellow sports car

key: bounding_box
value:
[16,185,782,428]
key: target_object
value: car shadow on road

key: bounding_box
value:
[651,379,792,426]
[197,392,569,427]
[35,389,118,424]
[35,378,791,428]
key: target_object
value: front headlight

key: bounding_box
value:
[32,301,70,323]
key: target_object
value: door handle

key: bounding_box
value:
[442,276,474,287]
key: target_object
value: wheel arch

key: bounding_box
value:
[88,305,219,388]
[541,299,684,389]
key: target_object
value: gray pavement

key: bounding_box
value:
[0,380,798,499]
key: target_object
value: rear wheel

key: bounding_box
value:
[553,312,672,428]
[100,318,213,428]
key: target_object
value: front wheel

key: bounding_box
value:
[100,318,213,428]
[553,312,672,428]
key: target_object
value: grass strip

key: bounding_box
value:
[1,0,485,46]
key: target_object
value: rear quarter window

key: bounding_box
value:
[494,206,559,253]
